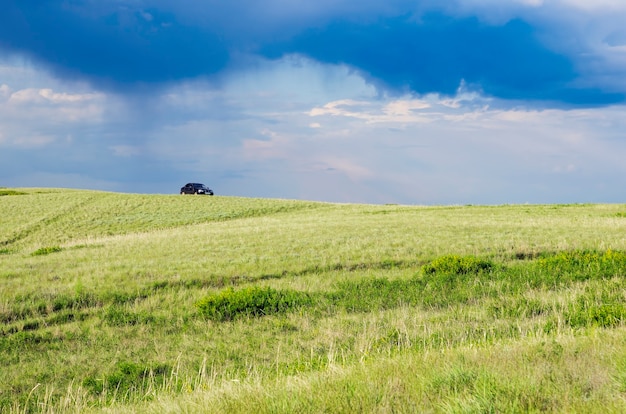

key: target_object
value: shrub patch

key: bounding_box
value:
[196,286,312,321]
[31,246,63,256]
[0,190,27,196]
[566,303,626,328]
[534,249,626,283]
[422,255,494,275]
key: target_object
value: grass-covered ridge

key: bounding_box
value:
[0,189,328,252]
[2,188,626,412]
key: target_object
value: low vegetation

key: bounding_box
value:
[196,286,313,321]
[0,189,27,196]
[1,189,626,412]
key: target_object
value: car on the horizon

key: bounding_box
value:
[180,183,214,195]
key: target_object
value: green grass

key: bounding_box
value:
[0,189,27,196]
[2,188,626,412]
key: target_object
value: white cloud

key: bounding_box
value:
[0,69,113,150]
[383,99,431,116]
[309,98,436,124]
[0,84,10,99]
[39,88,101,103]
[299,88,626,202]
[8,88,46,104]
[8,88,102,105]
[309,93,488,125]
[309,99,372,118]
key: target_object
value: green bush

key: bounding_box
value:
[422,255,494,275]
[0,190,26,196]
[196,286,312,322]
[565,303,626,328]
[535,249,626,281]
[31,246,63,256]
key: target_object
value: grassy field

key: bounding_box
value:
[2,188,626,413]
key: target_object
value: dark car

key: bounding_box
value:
[180,183,214,195]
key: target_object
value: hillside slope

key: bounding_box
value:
[0,189,329,253]
[2,189,626,413]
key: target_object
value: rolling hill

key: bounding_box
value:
[2,188,626,413]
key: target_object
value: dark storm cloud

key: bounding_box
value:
[0,1,624,104]
[260,13,623,105]
[0,1,228,89]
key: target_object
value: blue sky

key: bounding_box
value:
[1,0,626,204]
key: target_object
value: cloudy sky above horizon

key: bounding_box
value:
[2,0,626,205]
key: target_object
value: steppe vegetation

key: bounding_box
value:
[2,188,626,412]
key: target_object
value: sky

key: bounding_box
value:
[1,0,626,205]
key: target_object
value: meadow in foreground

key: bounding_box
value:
[1,188,626,413]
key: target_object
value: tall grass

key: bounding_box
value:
[2,189,626,412]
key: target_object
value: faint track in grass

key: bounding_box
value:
[0,194,100,248]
